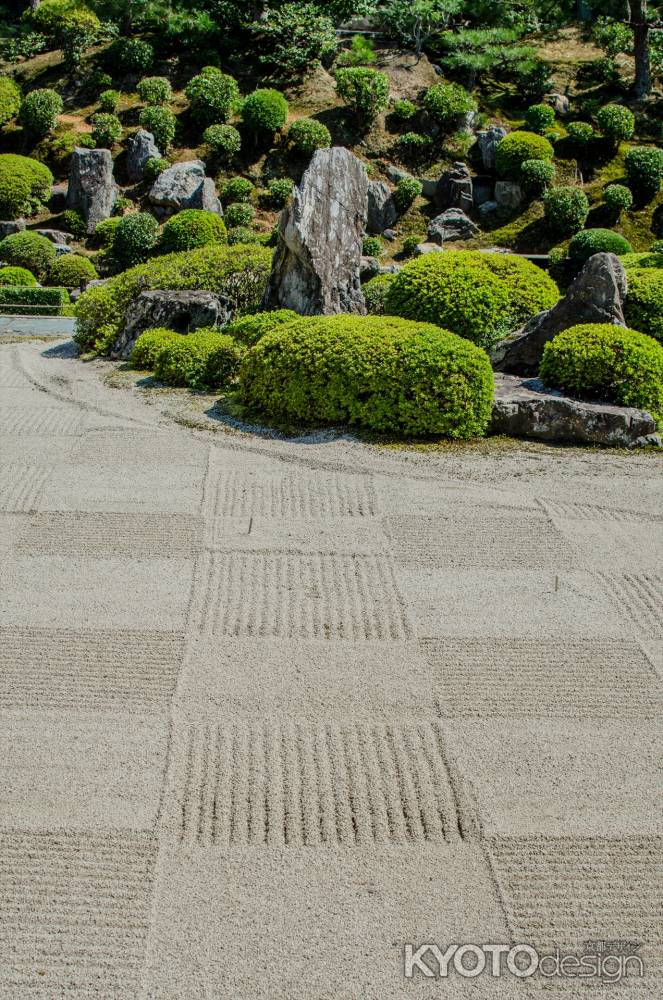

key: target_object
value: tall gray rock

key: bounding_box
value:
[127,129,160,183]
[492,253,628,375]
[366,181,397,235]
[262,147,368,315]
[476,125,507,172]
[149,161,222,218]
[67,148,118,234]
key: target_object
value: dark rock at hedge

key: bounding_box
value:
[476,125,508,171]
[67,148,118,235]
[0,220,26,238]
[427,207,478,243]
[36,229,74,245]
[434,161,473,211]
[112,289,230,359]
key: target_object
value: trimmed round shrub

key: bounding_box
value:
[0,266,37,287]
[566,120,594,144]
[137,76,172,107]
[393,99,416,121]
[0,231,56,279]
[98,89,120,113]
[0,77,21,129]
[224,202,255,228]
[539,324,663,420]
[154,329,242,389]
[288,118,331,156]
[18,88,63,138]
[402,235,424,257]
[335,68,389,128]
[263,178,293,209]
[47,254,98,287]
[111,212,160,268]
[423,83,476,127]
[108,38,154,74]
[0,154,53,219]
[203,124,241,160]
[568,229,632,264]
[543,186,590,237]
[93,216,121,247]
[90,112,123,148]
[363,273,396,315]
[520,158,556,195]
[362,235,383,258]
[624,146,663,201]
[139,107,176,151]
[603,184,633,213]
[143,157,170,183]
[597,104,635,144]
[241,89,288,134]
[227,226,260,245]
[130,328,182,369]
[495,131,554,178]
[239,315,494,438]
[524,103,555,134]
[384,250,559,349]
[221,177,255,204]
[624,269,663,343]
[60,209,87,240]
[160,210,227,254]
[225,309,298,347]
[185,71,239,127]
[393,176,422,213]
[651,241,663,253]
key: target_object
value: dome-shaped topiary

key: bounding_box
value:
[539,323,663,420]
[0,77,22,129]
[241,89,289,134]
[288,118,331,156]
[90,112,123,148]
[93,216,122,247]
[568,228,632,264]
[107,37,154,74]
[362,235,383,258]
[520,158,556,194]
[393,176,422,213]
[137,76,172,107]
[0,154,53,219]
[524,103,555,134]
[143,157,170,183]
[185,70,239,126]
[363,273,397,315]
[597,103,635,144]
[495,131,554,178]
[203,124,241,160]
[335,68,389,128]
[423,82,476,127]
[239,314,494,438]
[566,121,594,144]
[543,186,590,237]
[130,327,183,369]
[0,266,37,287]
[47,254,98,287]
[224,202,255,228]
[221,177,255,204]
[384,250,559,349]
[154,329,242,389]
[138,106,177,151]
[111,212,160,268]
[18,88,63,138]
[0,231,56,279]
[624,146,663,201]
[98,89,120,114]
[224,309,299,346]
[624,268,663,343]
[603,184,633,214]
[160,209,227,254]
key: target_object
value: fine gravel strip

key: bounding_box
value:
[0,339,661,999]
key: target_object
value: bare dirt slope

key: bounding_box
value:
[0,339,661,998]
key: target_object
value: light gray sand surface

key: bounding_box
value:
[0,339,661,998]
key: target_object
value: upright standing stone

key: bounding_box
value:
[435,161,473,211]
[262,147,368,315]
[67,148,118,234]
[476,126,508,172]
[127,129,160,183]
[366,181,397,234]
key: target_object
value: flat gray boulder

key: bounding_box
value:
[492,253,628,375]
[491,374,660,448]
[36,229,73,245]
[428,207,478,243]
[67,148,118,234]
[148,160,222,218]
[0,220,26,238]
[127,129,160,183]
[112,289,230,359]
[262,147,368,315]
[435,161,473,211]
[366,180,397,235]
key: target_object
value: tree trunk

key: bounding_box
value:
[630,0,651,98]
[576,0,592,22]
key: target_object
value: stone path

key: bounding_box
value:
[0,340,661,998]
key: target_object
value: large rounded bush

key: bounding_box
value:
[363,273,396,315]
[203,124,241,160]
[18,88,63,138]
[90,112,123,148]
[0,266,37,287]
[239,315,494,438]
[524,103,555,134]
[47,254,98,287]
[384,250,559,349]
[241,89,289,135]
[335,68,389,128]
[543,186,590,237]
[137,76,172,107]
[597,104,635,144]
[520,158,556,195]
[624,269,663,343]
[139,106,176,151]
[423,82,476,127]
[624,146,663,201]
[224,309,298,347]
[0,77,21,129]
[154,329,242,389]
[568,228,632,264]
[288,118,331,155]
[0,154,53,219]
[0,231,56,279]
[130,328,183,369]
[185,71,239,126]
[111,212,160,268]
[539,323,663,420]
[160,209,227,253]
[495,131,554,178]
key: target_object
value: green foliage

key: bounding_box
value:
[241,89,289,135]
[393,177,423,213]
[381,0,462,56]
[0,284,68,316]
[337,34,376,67]
[29,2,100,70]
[543,186,590,237]
[130,327,182,369]
[74,243,272,354]
[566,120,594,145]
[224,202,255,228]
[392,99,416,121]
[650,241,663,253]
[203,124,241,160]
[138,106,177,151]
[363,273,396,314]
[253,3,337,79]
[362,235,383,257]
[539,324,663,421]
[397,131,431,160]
[568,228,632,264]
[137,77,172,107]
[90,112,123,148]
[596,104,635,145]
[154,329,243,390]
[221,177,255,204]
[385,250,559,349]
[224,309,299,347]
[423,82,476,127]
[624,147,663,201]
[624,269,663,344]
[603,183,633,214]
[18,88,63,138]
[0,266,37,287]
[0,231,56,279]
[93,216,121,247]
[107,37,154,74]
[227,226,260,245]
[495,131,554,178]
[335,68,389,128]
[185,70,239,126]
[519,158,556,195]
[288,118,331,156]
[0,154,52,219]
[621,252,663,269]
[524,103,555,134]
[239,314,494,438]
[160,209,227,254]
[263,178,294,209]
[0,77,22,129]
[592,16,632,58]
[438,26,541,90]
[111,212,159,267]
[143,157,170,183]
[98,89,120,113]
[61,208,87,239]
[47,254,98,287]
[402,234,423,256]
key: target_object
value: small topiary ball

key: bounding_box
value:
[566,120,594,144]
[18,88,63,138]
[624,146,663,201]
[138,106,177,151]
[224,309,299,346]
[111,212,160,267]
[224,202,255,228]
[227,226,260,245]
[397,132,431,160]
[362,235,383,258]
[568,228,632,264]
[160,209,227,254]
[90,112,123,149]
[363,273,396,314]
[288,118,331,156]
[241,89,289,134]
[603,184,633,214]
[46,254,98,287]
[93,216,121,247]
[137,76,172,107]
[520,158,556,195]
[543,186,590,237]
[0,231,56,280]
[624,268,663,343]
[495,131,554,178]
[0,77,21,129]
[0,266,37,287]
[263,178,294,209]
[539,323,663,420]
[203,124,241,160]
[392,99,416,121]
[107,37,154,74]
[524,103,555,134]
[185,70,239,126]
[393,176,422,213]
[98,89,120,113]
[130,327,182,369]
[221,177,255,204]
[143,157,170,183]
[423,82,477,127]
[597,103,635,144]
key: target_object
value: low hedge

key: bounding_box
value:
[621,252,663,270]
[154,329,243,389]
[624,268,663,343]
[568,228,632,264]
[539,323,663,421]
[239,315,494,438]
[224,309,298,346]
[130,328,183,369]
[160,210,227,254]
[0,266,37,287]
[0,285,69,316]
